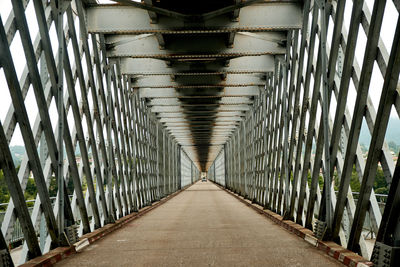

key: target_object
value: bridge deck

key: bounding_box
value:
[57,182,342,266]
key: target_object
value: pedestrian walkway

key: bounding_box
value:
[57,181,342,266]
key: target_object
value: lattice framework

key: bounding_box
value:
[210,0,400,260]
[0,0,199,264]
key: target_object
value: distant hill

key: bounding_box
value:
[9,145,81,167]
[10,145,25,166]
[360,117,400,146]
[7,117,399,166]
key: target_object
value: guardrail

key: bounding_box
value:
[333,191,387,241]
[0,201,35,246]
[334,191,388,213]
[0,197,63,247]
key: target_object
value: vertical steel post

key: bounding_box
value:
[243,121,245,196]
[56,0,65,238]
[237,128,241,195]
[156,123,160,199]
[106,65,115,221]
[214,160,216,184]
[319,0,333,233]
[39,54,49,250]
[163,129,166,196]
[251,107,256,202]
[262,83,268,207]
[178,145,182,189]
[145,108,151,204]
[281,59,290,217]
[191,161,193,184]
[224,144,228,186]
[168,136,171,194]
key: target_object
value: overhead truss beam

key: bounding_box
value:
[87,3,302,34]
[106,33,286,58]
[117,56,275,75]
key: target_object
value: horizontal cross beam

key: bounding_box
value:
[132,74,264,87]
[151,105,251,112]
[118,56,274,75]
[87,3,301,33]
[147,97,252,106]
[139,87,260,98]
[106,33,286,58]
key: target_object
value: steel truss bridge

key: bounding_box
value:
[0,0,399,266]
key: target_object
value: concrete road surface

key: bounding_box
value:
[57,181,343,266]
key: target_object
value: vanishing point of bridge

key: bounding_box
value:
[0,0,400,266]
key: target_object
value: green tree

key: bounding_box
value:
[373,167,388,194]
[0,170,11,209]
[350,165,361,192]
[306,171,324,189]
[24,178,37,200]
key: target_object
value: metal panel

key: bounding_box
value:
[86,3,302,34]
[106,33,286,58]
[210,0,400,262]
[0,1,199,264]
[120,56,275,75]
[2,0,400,265]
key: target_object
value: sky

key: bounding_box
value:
[0,0,399,147]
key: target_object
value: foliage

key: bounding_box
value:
[374,167,388,195]
[308,165,388,195]
[0,171,10,209]
[0,159,391,212]
[0,165,78,211]
[306,171,323,189]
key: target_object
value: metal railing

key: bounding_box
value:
[1,197,60,247]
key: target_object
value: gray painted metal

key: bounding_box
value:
[1,0,400,266]
[139,87,261,98]
[210,0,400,264]
[131,74,265,87]
[86,3,302,34]
[119,56,275,75]
[0,0,199,264]
[106,33,286,58]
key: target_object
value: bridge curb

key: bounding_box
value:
[213,182,374,267]
[19,184,193,267]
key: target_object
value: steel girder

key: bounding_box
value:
[155,111,245,118]
[118,56,275,75]
[2,0,400,266]
[131,74,265,87]
[147,97,253,106]
[210,1,400,265]
[86,2,302,34]
[105,33,286,58]
[90,2,297,169]
[0,0,200,264]
[159,117,243,123]
[150,105,251,113]
[139,87,261,98]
